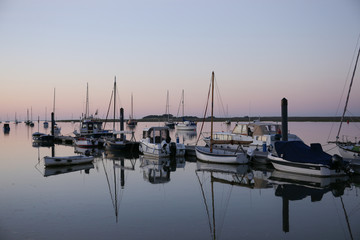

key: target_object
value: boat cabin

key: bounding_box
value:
[142,127,171,144]
[232,122,281,137]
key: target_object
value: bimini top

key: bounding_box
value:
[274,141,332,166]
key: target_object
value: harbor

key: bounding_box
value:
[1,1,360,239]
[0,120,359,239]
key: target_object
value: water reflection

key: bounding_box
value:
[176,129,197,143]
[101,155,137,222]
[195,162,252,240]
[269,170,351,234]
[140,156,185,184]
[44,163,94,177]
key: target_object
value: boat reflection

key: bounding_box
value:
[176,129,197,143]
[74,146,103,157]
[140,156,185,184]
[44,163,94,177]
[102,154,137,222]
[196,162,254,240]
[269,170,350,233]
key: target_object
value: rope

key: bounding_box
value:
[196,78,212,146]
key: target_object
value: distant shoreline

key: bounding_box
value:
[56,116,360,122]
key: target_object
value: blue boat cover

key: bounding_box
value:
[274,141,332,166]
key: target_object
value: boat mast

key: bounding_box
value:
[113,76,116,131]
[166,90,170,121]
[210,71,214,153]
[131,93,133,120]
[53,88,56,116]
[85,83,89,119]
[182,89,184,119]
[336,47,360,140]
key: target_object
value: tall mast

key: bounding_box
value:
[337,47,360,140]
[131,93,133,120]
[113,76,116,131]
[53,88,56,116]
[166,90,170,121]
[182,89,184,118]
[85,83,89,118]
[210,71,214,153]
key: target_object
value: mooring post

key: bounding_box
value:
[51,112,55,136]
[281,98,288,141]
[120,108,124,140]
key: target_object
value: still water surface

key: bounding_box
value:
[0,121,359,240]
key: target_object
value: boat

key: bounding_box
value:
[334,47,360,163]
[74,136,100,148]
[175,89,197,131]
[204,120,302,164]
[73,83,111,138]
[139,126,186,158]
[164,90,175,129]
[44,155,94,167]
[3,123,10,133]
[104,130,139,152]
[195,72,248,164]
[126,93,137,127]
[32,132,54,143]
[268,141,349,177]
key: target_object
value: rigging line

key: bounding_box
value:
[196,78,212,145]
[103,90,114,130]
[102,159,116,209]
[340,196,354,240]
[327,35,360,142]
[214,77,227,118]
[176,91,183,118]
[195,171,214,238]
[337,46,360,140]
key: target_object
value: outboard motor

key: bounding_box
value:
[331,154,344,172]
[170,142,177,157]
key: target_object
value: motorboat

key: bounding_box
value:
[74,136,100,148]
[175,120,197,131]
[268,141,349,177]
[44,155,94,167]
[104,130,139,152]
[139,126,186,158]
[204,120,302,164]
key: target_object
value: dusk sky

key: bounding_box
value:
[1,0,359,120]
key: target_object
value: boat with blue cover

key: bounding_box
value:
[268,141,350,177]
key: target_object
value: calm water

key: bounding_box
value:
[0,121,359,240]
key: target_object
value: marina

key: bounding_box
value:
[1,1,360,239]
[0,121,359,239]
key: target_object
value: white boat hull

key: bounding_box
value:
[195,146,248,164]
[268,154,346,177]
[337,145,360,160]
[74,138,99,148]
[175,121,197,131]
[44,155,94,167]
[139,141,186,158]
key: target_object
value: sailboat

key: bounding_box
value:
[175,89,197,131]
[195,72,248,164]
[335,46,360,162]
[164,90,175,129]
[104,77,139,153]
[126,93,137,127]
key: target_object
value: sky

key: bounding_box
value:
[0,0,359,120]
